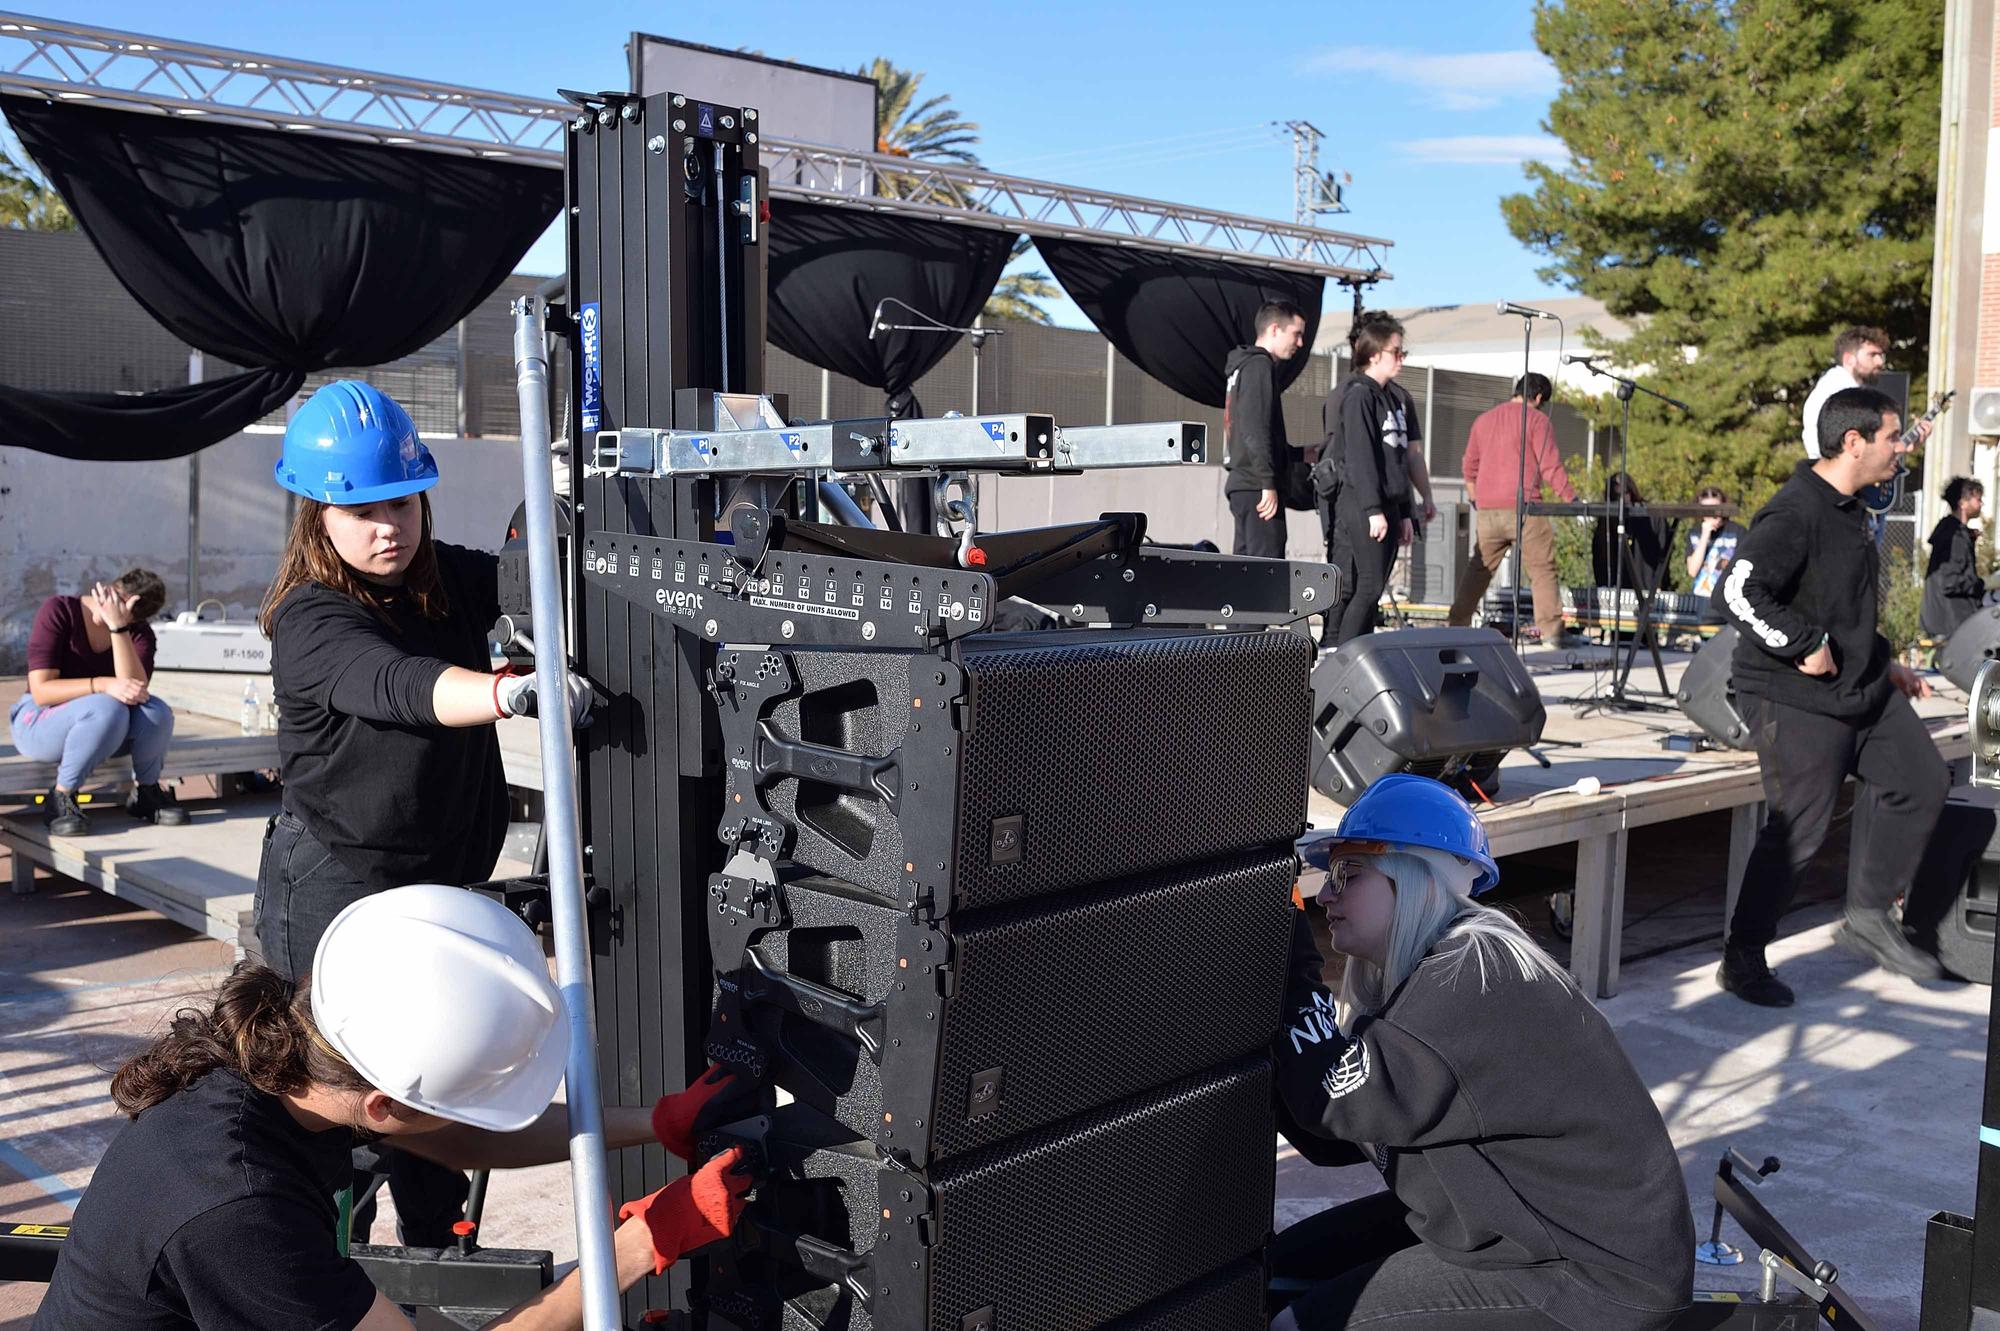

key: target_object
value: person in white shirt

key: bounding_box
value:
[1800,325,1931,458]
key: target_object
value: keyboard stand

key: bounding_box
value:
[1608,516,1680,707]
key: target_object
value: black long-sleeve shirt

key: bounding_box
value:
[1716,461,1890,719]
[269,541,508,888]
[1223,345,1291,494]
[1274,912,1693,1331]
[1923,513,1982,639]
[1335,374,1413,517]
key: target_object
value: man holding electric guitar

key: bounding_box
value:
[1801,326,1942,534]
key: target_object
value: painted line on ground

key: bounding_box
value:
[0,969,231,1008]
[0,1140,81,1211]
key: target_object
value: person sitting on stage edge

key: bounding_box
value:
[10,568,188,838]
[1445,372,1579,648]
[1269,776,1693,1331]
[1222,299,1310,558]
[30,885,759,1331]
[1715,385,1949,1006]
[1321,314,1416,646]
[1923,475,1992,641]
[1684,486,1745,626]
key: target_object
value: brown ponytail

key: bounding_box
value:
[110,962,372,1117]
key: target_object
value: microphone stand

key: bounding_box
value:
[1574,359,1690,710]
[864,298,1004,535]
[1503,310,1561,651]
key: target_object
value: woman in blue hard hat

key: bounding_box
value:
[253,379,590,1246]
[1269,774,1693,1331]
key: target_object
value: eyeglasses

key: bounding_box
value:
[1389,346,1410,360]
[1319,859,1369,899]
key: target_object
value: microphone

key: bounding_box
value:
[1561,352,1599,365]
[867,297,889,340]
[1496,301,1558,320]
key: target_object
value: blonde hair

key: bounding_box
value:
[1335,850,1575,1030]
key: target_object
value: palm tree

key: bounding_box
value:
[863,57,980,164]
[0,146,73,231]
[984,238,1059,326]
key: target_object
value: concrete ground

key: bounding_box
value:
[0,806,1987,1330]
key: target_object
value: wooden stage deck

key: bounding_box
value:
[1302,645,1973,998]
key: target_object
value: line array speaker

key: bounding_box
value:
[701,626,1313,1329]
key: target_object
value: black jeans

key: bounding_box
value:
[1324,498,1404,647]
[1272,1191,1570,1329]
[1728,690,1950,950]
[1229,488,1288,558]
[253,810,472,1247]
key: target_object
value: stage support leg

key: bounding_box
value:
[1571,829,1630,999]
[1725,800,1763,938]
[10,852,33,896]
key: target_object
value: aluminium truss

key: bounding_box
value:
[0,10,1391,280]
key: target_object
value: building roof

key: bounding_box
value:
[1314,295,1634,356]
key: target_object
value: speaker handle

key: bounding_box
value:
[753,720,903,810]
[746,1219,874,1312]
[736,951,889,1063]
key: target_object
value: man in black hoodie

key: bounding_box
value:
[1222,300,1308,557]
[1715,385,1949,1006]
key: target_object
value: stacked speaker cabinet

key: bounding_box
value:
[699,629,1312,1330]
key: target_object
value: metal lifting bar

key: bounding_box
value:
[511,293,622,1331]
[0,10,1392,279]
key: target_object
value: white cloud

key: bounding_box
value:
[1393,134,1568,166]
[1300,47,1558,111]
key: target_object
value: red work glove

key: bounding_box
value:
[651,1064,746,1160]
[618,1146,752,1276]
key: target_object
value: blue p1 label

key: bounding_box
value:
[580,301,602,432]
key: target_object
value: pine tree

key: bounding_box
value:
[1503,0,1943,516]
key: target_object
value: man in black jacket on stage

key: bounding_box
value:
[1715,385,1949,1006]
[1222,300,1308,557]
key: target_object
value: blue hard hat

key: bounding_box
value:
[275,380,439,505]
[1297,774,1500,895]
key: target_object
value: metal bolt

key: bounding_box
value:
[1144,603,1158,618]
[782,620,795,639]
[596,109,614,127]
[704,619,718,636]
[672,95,686,108]
[863,622,877,641]
[1071,604,1084,616]
[672,119,686,133]
[721,115,736,129]
[620,103,639,121]
[570,116,586,132]
[1302,586,1316,603]
[1221,604,1235,618]
[1121,568,1135,582]
[746,109,758,121]
[647,135,667,154]
[746,132,758,144]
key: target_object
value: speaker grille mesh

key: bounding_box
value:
[952,629,1311,910]
[926,1057,1274,1331]
[1104,1258,1267,1330]
[932,846,1296,1158]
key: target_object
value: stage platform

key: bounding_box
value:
[1306,642,1974,999]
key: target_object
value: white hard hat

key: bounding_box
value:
[310,884,569,1132]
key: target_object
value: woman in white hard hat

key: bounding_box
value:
[1269,776,1693,1331]
[256,379,592,1246]
[32,886,754,1331]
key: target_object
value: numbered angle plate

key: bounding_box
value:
[579,534,999,648]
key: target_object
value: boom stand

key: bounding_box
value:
[1508,313,1534,648]
[1578,361,1689,712]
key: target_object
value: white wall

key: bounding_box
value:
[0,433,529,671]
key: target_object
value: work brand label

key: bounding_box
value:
[580,301,602,432]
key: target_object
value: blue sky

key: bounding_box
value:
[23,1,1572,326]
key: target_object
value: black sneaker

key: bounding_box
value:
[126,783,190,827]
[1716,942,1794,1007]
[42,788,88,837]
[1834,908,1944,981]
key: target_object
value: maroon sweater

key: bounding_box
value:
[27,595,157,681]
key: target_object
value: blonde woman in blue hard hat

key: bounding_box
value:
[32,886,755,1331]
[1269,775,1693,1331]
[253,380,592,1246]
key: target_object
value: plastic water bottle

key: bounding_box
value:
[241,683,259,736]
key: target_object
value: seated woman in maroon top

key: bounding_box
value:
[9,568,186,836]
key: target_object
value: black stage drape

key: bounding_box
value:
[0,96,561,461]
[1033,238,1324,409]
[767,199,1013,418]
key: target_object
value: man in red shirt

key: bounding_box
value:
[1446,374,1580,647]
